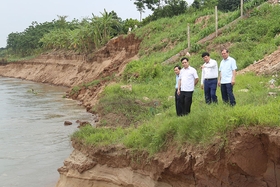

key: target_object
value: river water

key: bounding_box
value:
[0,77,93,187]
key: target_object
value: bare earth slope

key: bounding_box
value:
[56,127,280,187]
[1,34,280,187]
[238,46,280,75]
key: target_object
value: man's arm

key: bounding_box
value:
[218,72,222,86]
[231,70,236,85]
[200,67,204,89]
[203,60,217,68]
[177,79,181,95]
[195,78,199,86]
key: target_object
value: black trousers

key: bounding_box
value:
[221,83,236,106]
[175,89,182,116]
[179,91,193,116]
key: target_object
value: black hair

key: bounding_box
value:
[201,52,210,58]
[180,57,189,62]
[174,65,181,70]
[221,49,229,53]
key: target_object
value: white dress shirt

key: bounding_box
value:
[201,58,218,85]
[179,66,198,91]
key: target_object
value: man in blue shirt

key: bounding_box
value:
[218,49,237,106]
[174,65,182,116]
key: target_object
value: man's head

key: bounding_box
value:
[174,65,181,75]
[201,52,210,63]
[181,57,189,68]
[221,49,229,60]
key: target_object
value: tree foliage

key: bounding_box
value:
[6,17,79,56]
[217,0,241,11]
[6,10,131,57]
[136,0,188,22]
[41,10,124,52]
[191,0,260,12]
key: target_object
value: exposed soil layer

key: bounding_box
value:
[238,46,280,76]
[56,127,280,187]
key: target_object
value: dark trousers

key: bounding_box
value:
[175,89,182,116]
[204,78,218,104]
[179,91,193,115]
[221,83,236,106]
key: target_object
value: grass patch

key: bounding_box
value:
[70,86,81,95]
[72,125,128,146]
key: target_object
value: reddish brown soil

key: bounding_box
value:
[238,46,280,76]
[56,127,280,187]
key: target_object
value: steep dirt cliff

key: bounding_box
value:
[56,127,280,187]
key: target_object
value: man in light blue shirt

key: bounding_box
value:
[174,65,182,116]
[218,49,237,106]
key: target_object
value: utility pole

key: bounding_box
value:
[187,23,190,49]
[215,6,218,37]
[241,0,244,17]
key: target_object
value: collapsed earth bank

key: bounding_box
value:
[56,127,280,187]
[1,34,280,187]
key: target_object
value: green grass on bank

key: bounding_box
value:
[72,73,280,155]
[72,2,280,155]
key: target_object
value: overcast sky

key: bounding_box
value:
[0,0,193,48]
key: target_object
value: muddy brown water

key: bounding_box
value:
[0,77,93,187]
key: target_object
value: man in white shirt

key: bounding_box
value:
[200,52,218,104]
[177,57,199,116]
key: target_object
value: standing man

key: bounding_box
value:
[174,65,182,116]
[218,49,237,106]
[177,57,199,115]
[200,52,218,104]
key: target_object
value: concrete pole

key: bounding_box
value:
[188,23,190,49]
[241,0,243,17]
[215,6,218,37]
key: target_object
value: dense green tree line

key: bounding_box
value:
[7,21,60,56]
[5,10,140,57]
[132,0,252,11]
[133,0,267,23]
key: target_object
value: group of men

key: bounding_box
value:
[174,49,237,116]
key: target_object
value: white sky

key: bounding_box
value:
[0,0,193,48]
